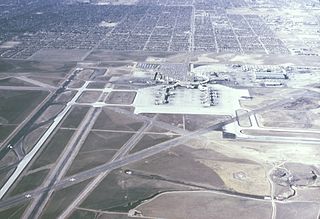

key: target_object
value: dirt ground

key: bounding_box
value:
[136,191,272,219]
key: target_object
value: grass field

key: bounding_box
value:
[0,125,16,143]
[93,107,144,131]
[23,127,48,153]
[30,129,74,170]
[28,76,62,86]
[0,90,49,124]
[0,150,18,169]
[9,169,49,196]
[136,191,272,219]
[77,91,101,104]
[0,77,34,87]
[0,202,29,219]
[81,131,134,151]
[106,91,136,105]
[130,133,178,154]
[86,82,106,89]
[61,106,90,128]
[40,180,91,219]
[66,130,134,176]
[66,149,116,176]
[81,169,191,212]
[69,209,96,219]
[0,168,15,189]
[0,59,75,75]
[128,145,226,189]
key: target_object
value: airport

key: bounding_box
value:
[0,0,320,218]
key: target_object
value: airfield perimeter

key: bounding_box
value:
[1,0,320,218]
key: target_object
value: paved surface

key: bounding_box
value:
[23,107,100,219]
[58,118,155,219]
[0,88,306,210]
[0,81,89,200]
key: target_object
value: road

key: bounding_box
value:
[17,76,56,89]
[0,86,50,91]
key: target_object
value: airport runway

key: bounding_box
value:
[23,107,100,219]
[58,118,154,218]
[0,81,89,200]
[0,81,312,212]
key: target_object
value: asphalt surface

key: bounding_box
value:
[0,77,85,200]
[23,107,100,219]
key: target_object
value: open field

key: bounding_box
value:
[0,90,49,124]
[130,133,178,154]
[28,76,63,87]
[0,59,75,75]
[35,105,65,124]
[85,50,181,62]
[184,114,231,131]
[40,180,91,219]
[203,132,320,165]
[77,91,102,104]
[69,210,96,219]
[0,169,15,189]
[0,125,16,143]
[242,129,320,139]
[30,49,89,62]
[66,130,134,176]
[69,209,140,219]
[30,129,74,170]
[86,82,107,89]
[105,91,136,105]
[80,169,193,212]
[276,202,320,219]
[68,80,85,89]
[127,145,226,189]
[156,114,184,129]
[80,131,134,151]
[0,202,29,219]
[66,149,116,176]
[61,106,90,128]
[55,91,77,103]
[135,191,272,219]
[0,77,34,87]
[23,127,48,153]
[0,149,18,168]
[257,110,320,129]
[93,107,144,131]
[68,209,96,219]
[9,169,49,196]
